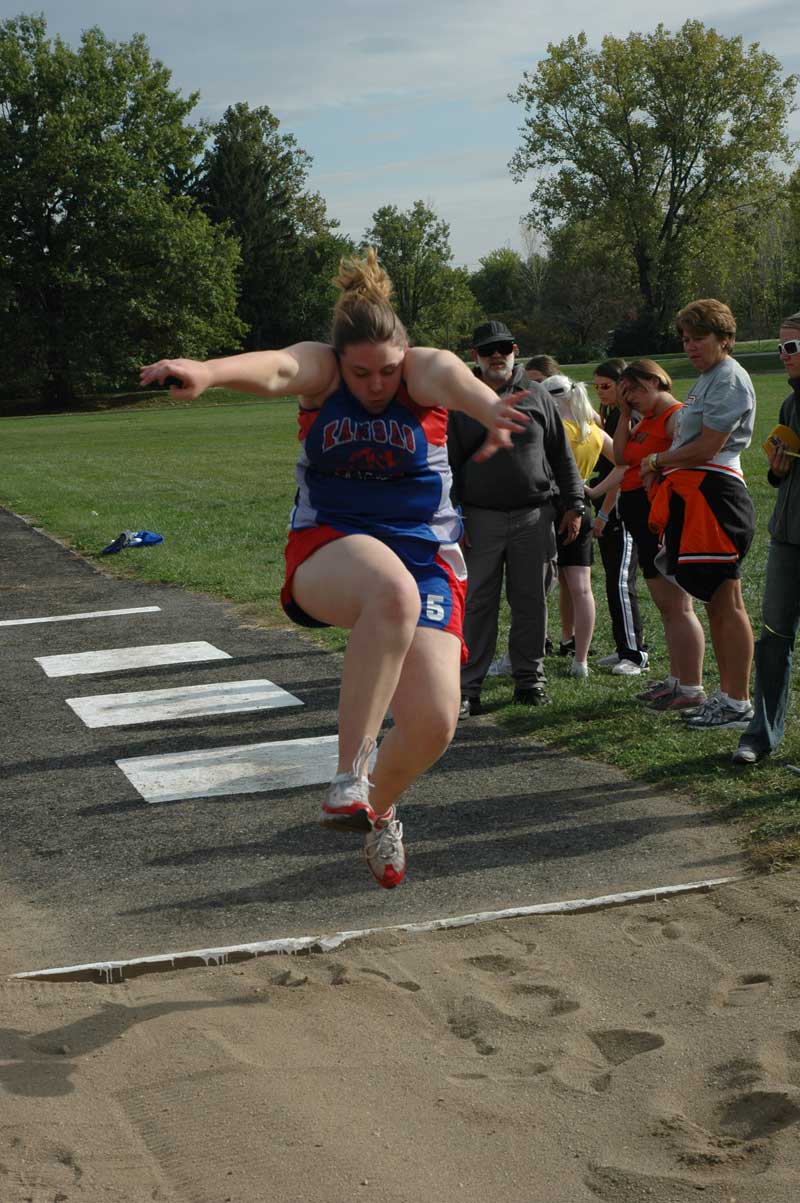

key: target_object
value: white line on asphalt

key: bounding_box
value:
[116,733,339,803]
[35,641,231,677]
[66,679,304,728]
[0,606,162,627]
[13,877,739,983]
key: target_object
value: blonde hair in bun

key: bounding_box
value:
[331,248,408,352]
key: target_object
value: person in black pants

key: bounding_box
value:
[586,359,648,675]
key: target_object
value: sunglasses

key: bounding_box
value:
[594,381,614,391]
[479,342,515,357]
[778,340,800,356]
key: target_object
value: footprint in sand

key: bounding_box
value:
[358,968,422,993]
[717,972,773,1009]
[716,1089,800,1140]
[624,915,686,948]
[550,1029,664,1096]
[462,954,581,1017]
[589,1028,665,1066]
[707,1056,763,1091]
[783,1031,800,1087]
[656,1110,774,1175]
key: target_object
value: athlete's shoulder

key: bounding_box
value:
[287,342,340,409]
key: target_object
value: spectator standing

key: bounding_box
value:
[449,322,585,715]
[588,359,649,675]
[734,313,800,764]
[610,360,706,710]
[543,374,614,678]
[642,299,756,731]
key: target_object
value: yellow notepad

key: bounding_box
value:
[762,424,800,458]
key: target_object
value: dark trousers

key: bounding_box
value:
[598,511,646,663]
[741,539,800,754]
[460,503,556,696]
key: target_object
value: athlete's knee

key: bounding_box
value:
[398,700,457,754]
[369,571,421,630]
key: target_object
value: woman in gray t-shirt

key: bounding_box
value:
[641,298,756,731]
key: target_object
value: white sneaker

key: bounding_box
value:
[364,807,406,889]
[487,652,512,677]
[321,736,375,831]
[612,658,645,676]
[597,652,621,667]
[570,660,589,678]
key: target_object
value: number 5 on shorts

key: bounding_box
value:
[425,594,445,622]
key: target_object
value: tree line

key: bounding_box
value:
[1,14,797,407]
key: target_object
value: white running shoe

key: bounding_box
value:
[612,658,645,676]
[321,736,375,831]
[570,660,589,679]
[364,807,406,889]
[597,652,621,667]
[488,651,512,677]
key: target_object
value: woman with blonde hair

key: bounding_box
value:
[140,250,527,889]
[543,374,612,677]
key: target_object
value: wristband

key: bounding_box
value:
[597,511,609,523]
[648,452,660,473]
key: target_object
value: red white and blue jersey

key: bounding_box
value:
[290,377,462,544]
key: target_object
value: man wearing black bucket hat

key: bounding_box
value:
[449,321,585,716]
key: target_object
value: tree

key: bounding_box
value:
[195,102,350,348]
[0,15,244,406]
[469,248,527,317]
[363,201,475,344]
[511,21,797,341]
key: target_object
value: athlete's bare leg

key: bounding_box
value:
[706,578,753,701]
[370,626,461,814]
[290,534,420,773]
[561,564,595,664]
[646,575,705,685]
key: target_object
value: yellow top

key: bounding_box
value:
[562,419,605,482]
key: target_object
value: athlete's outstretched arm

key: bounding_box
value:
[140,342,337,403]
[404,347,528,457]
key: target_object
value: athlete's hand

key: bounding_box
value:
[592,516,607,539]
[471,393,530,462]
[139,358,213,400]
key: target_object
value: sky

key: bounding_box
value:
[3,1,798,268]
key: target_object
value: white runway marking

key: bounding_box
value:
[0,605,161,628]
[116,733,339,803]
[66,679,303,728]
[13,876,739,983]
[35,641,230,677]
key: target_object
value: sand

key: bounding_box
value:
[2,871,800,1202]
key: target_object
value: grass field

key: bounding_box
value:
[1,369,798,865]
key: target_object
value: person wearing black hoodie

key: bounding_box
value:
[449,321,585,715]
[733,312,800,764]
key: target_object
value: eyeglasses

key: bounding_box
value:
[478,342,514,357]
[778,340,800,356]
[594,382,613,391]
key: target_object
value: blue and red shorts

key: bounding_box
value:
[281,525,468,661]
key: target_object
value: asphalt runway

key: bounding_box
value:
[0,507,743,976]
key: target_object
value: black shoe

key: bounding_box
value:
[459,696,483,719]
[545,637,555,656]
[513,687,552,706]
[558,638,575,657]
